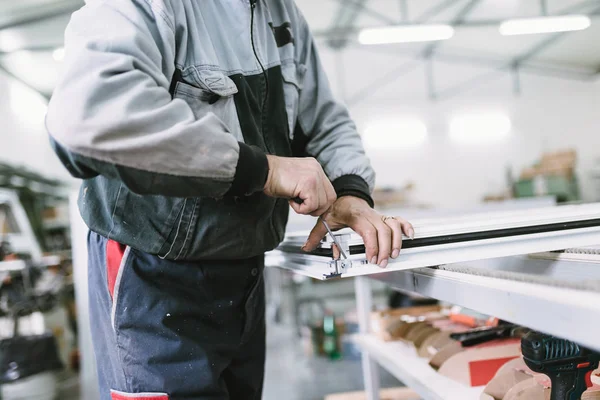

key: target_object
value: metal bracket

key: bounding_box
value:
[324,233,361,278]
[327,258,353,278]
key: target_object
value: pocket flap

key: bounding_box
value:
[194,69,239,97]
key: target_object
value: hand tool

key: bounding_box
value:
[291,197,348,259]
[521,331,600,400]
[321,218,348,260]
[450,324,528,347]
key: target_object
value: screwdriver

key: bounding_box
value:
[292,197,347,259]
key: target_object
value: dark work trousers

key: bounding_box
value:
[87,231,266,400]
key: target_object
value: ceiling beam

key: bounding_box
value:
[422,0,483,58]
[433,1,600,101]
[328,0,396,27]
[512,33,569,66]
[540,0,549,16]
[333,0,600,103]
[414,0,462,23]
[338,50,597,105]
[342,0,483,105]
[350,44,596,87]
[315,0,600,40]
[399,0,409,22]
[418,0,482,98]
[313,14,600,39]
[450,0,482,24]
[0,0,82,31]
[327,0,376,49]
[346,60,421,106]
[511,1,600,66]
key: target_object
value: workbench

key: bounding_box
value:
[267,202,600,400]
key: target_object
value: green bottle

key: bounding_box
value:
[323,311,341,360]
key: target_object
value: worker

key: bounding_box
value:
[46,1,414,399]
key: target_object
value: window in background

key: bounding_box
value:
[363,118,428,149]
[449,112,512,145]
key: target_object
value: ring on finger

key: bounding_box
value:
[382,216,396,223]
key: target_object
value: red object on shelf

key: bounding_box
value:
[469,356,520,387]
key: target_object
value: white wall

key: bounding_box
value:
[319,48,600,208]
[0,71,71,180]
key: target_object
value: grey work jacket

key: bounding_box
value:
[46,0,376,260]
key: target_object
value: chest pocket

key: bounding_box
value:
[173,70,244,142]
[281,62,307,140]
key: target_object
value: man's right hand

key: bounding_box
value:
[264,155,336,216]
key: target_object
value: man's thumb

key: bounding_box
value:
[303,219,328,252]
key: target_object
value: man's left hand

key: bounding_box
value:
[302,196,414,268]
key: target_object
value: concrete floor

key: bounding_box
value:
[264,324,402,400]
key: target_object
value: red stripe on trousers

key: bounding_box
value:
[111,393,168,400]
[106,240,126,299]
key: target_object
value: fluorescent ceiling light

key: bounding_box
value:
[359,24,454,45]
[499,15,591,36]
[52,47,65,62]
[363,119,428,149]
[449,113,511,145]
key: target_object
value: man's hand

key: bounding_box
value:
[264,155,337,216]
[303,196,414,268]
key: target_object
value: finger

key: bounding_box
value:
[291,187,319,215]
[290,200,315,215]
[304,219,328,251]
[354,220,378,265]
[374,221,392,268]
[384,218,403,259]
[404,223,415,240]
[289,199,302,213]
[393,216,415,239]
[332,243,340,260]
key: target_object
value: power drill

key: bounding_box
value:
[521,332,600,400]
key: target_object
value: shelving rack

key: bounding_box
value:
[352,334,483,400]
[349,252,600,400]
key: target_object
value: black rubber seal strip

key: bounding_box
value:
[281,217,600,258]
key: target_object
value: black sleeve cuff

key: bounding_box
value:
[225,143,269,196]
[332,175,374,208]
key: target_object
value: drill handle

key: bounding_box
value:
[550,369,593,400]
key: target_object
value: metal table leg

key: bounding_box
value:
[355,276,380,400]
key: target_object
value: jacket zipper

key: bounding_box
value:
[250,0,271,153]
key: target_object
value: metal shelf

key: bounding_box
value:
[371,256,600,352]
[354,334,482,400]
